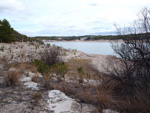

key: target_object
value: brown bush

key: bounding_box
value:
[4,71,20,87]
[43,73,53,89]
[41,47,61,66]
[31,74,38,83]
[32,92,42,105]
[18,63,26,74]
[2,55,8,63]
[32,92,42,100]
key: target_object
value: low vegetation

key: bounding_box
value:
[66,58,101,80]
[32,47,68,89]
[41,47,62,66]
[4,71,20,87]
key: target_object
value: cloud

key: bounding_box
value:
[89,3,101,7]
[1,0,150,36]
[0,0,25,13]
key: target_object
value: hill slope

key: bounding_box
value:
[12,30,43,44]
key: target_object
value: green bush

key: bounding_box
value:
[0,46,4,52]
[47,43,50,48]
[32,60,50,74]
[77,66,84,83]
[51,62,68,82]
[32,59,68,83]
[0,19,14,43]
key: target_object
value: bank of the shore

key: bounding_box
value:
[42,39,123,43]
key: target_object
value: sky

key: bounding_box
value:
[0,0,150,36]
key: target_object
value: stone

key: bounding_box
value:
[102,109,119,113]
[52,105,56,108]
[39,111,47,113]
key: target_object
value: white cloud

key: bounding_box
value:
[0,0,25,13]
[1,0,150,36]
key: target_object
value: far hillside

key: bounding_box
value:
[33,33,150,41]
[0,19,43,44]
[12,30,43,44]
[33,35,120,41]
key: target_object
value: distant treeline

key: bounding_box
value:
[90,35,119,40]
[34,33,150,41]
[33,35,120,41]
[34,36,81,41]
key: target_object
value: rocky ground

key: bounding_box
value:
[0,42,118,113]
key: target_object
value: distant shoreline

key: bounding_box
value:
[43,39,123,43]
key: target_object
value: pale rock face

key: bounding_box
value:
[20,76,38,90]
[28,72,37,78]
[103,109,119,113]
[48,90,74,113]
[24,81,38,90]
[8,68,17,72]
[47,90,96,113]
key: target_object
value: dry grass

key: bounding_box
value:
[4,62,24,69]
[4,62,38,74]
[11,54,14,60]
[43,73,53,89]
[98,75,150,112]
[17,97,24,101]
[32,92,42,100]
[32,92,42,105]
[31,74,38,83]
[25,63,38,73]
[2,55,8,63]
[95,85,117,110]
[66,58,101,79]
[4,71,20,87]
[18,63,26,74]
[4,62,26,75]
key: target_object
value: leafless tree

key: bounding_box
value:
[41,47,62,66]
[103,7,150,112]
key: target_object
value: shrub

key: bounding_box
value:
[47,43,50,48]
[77,66,84,83]
[32,60,67,88]
[35,44,39,50]
[32,92,42,105]
[0,46,4,51]
[4,71,19,87]
[32,92,42,100]
[41,47,61,66]
[103,7,150,112]
[32,59,50,74]
[18,63,26,74]
[51,62,68,82]
[31,74,38,83]
[43,73,53,89]
[2,55,8,63]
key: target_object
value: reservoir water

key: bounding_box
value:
[45,42,117,55]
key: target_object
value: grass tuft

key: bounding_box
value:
[4,71,20,87]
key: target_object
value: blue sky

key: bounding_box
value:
[0,0,150,36]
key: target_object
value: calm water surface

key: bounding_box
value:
[45,42,117,55]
